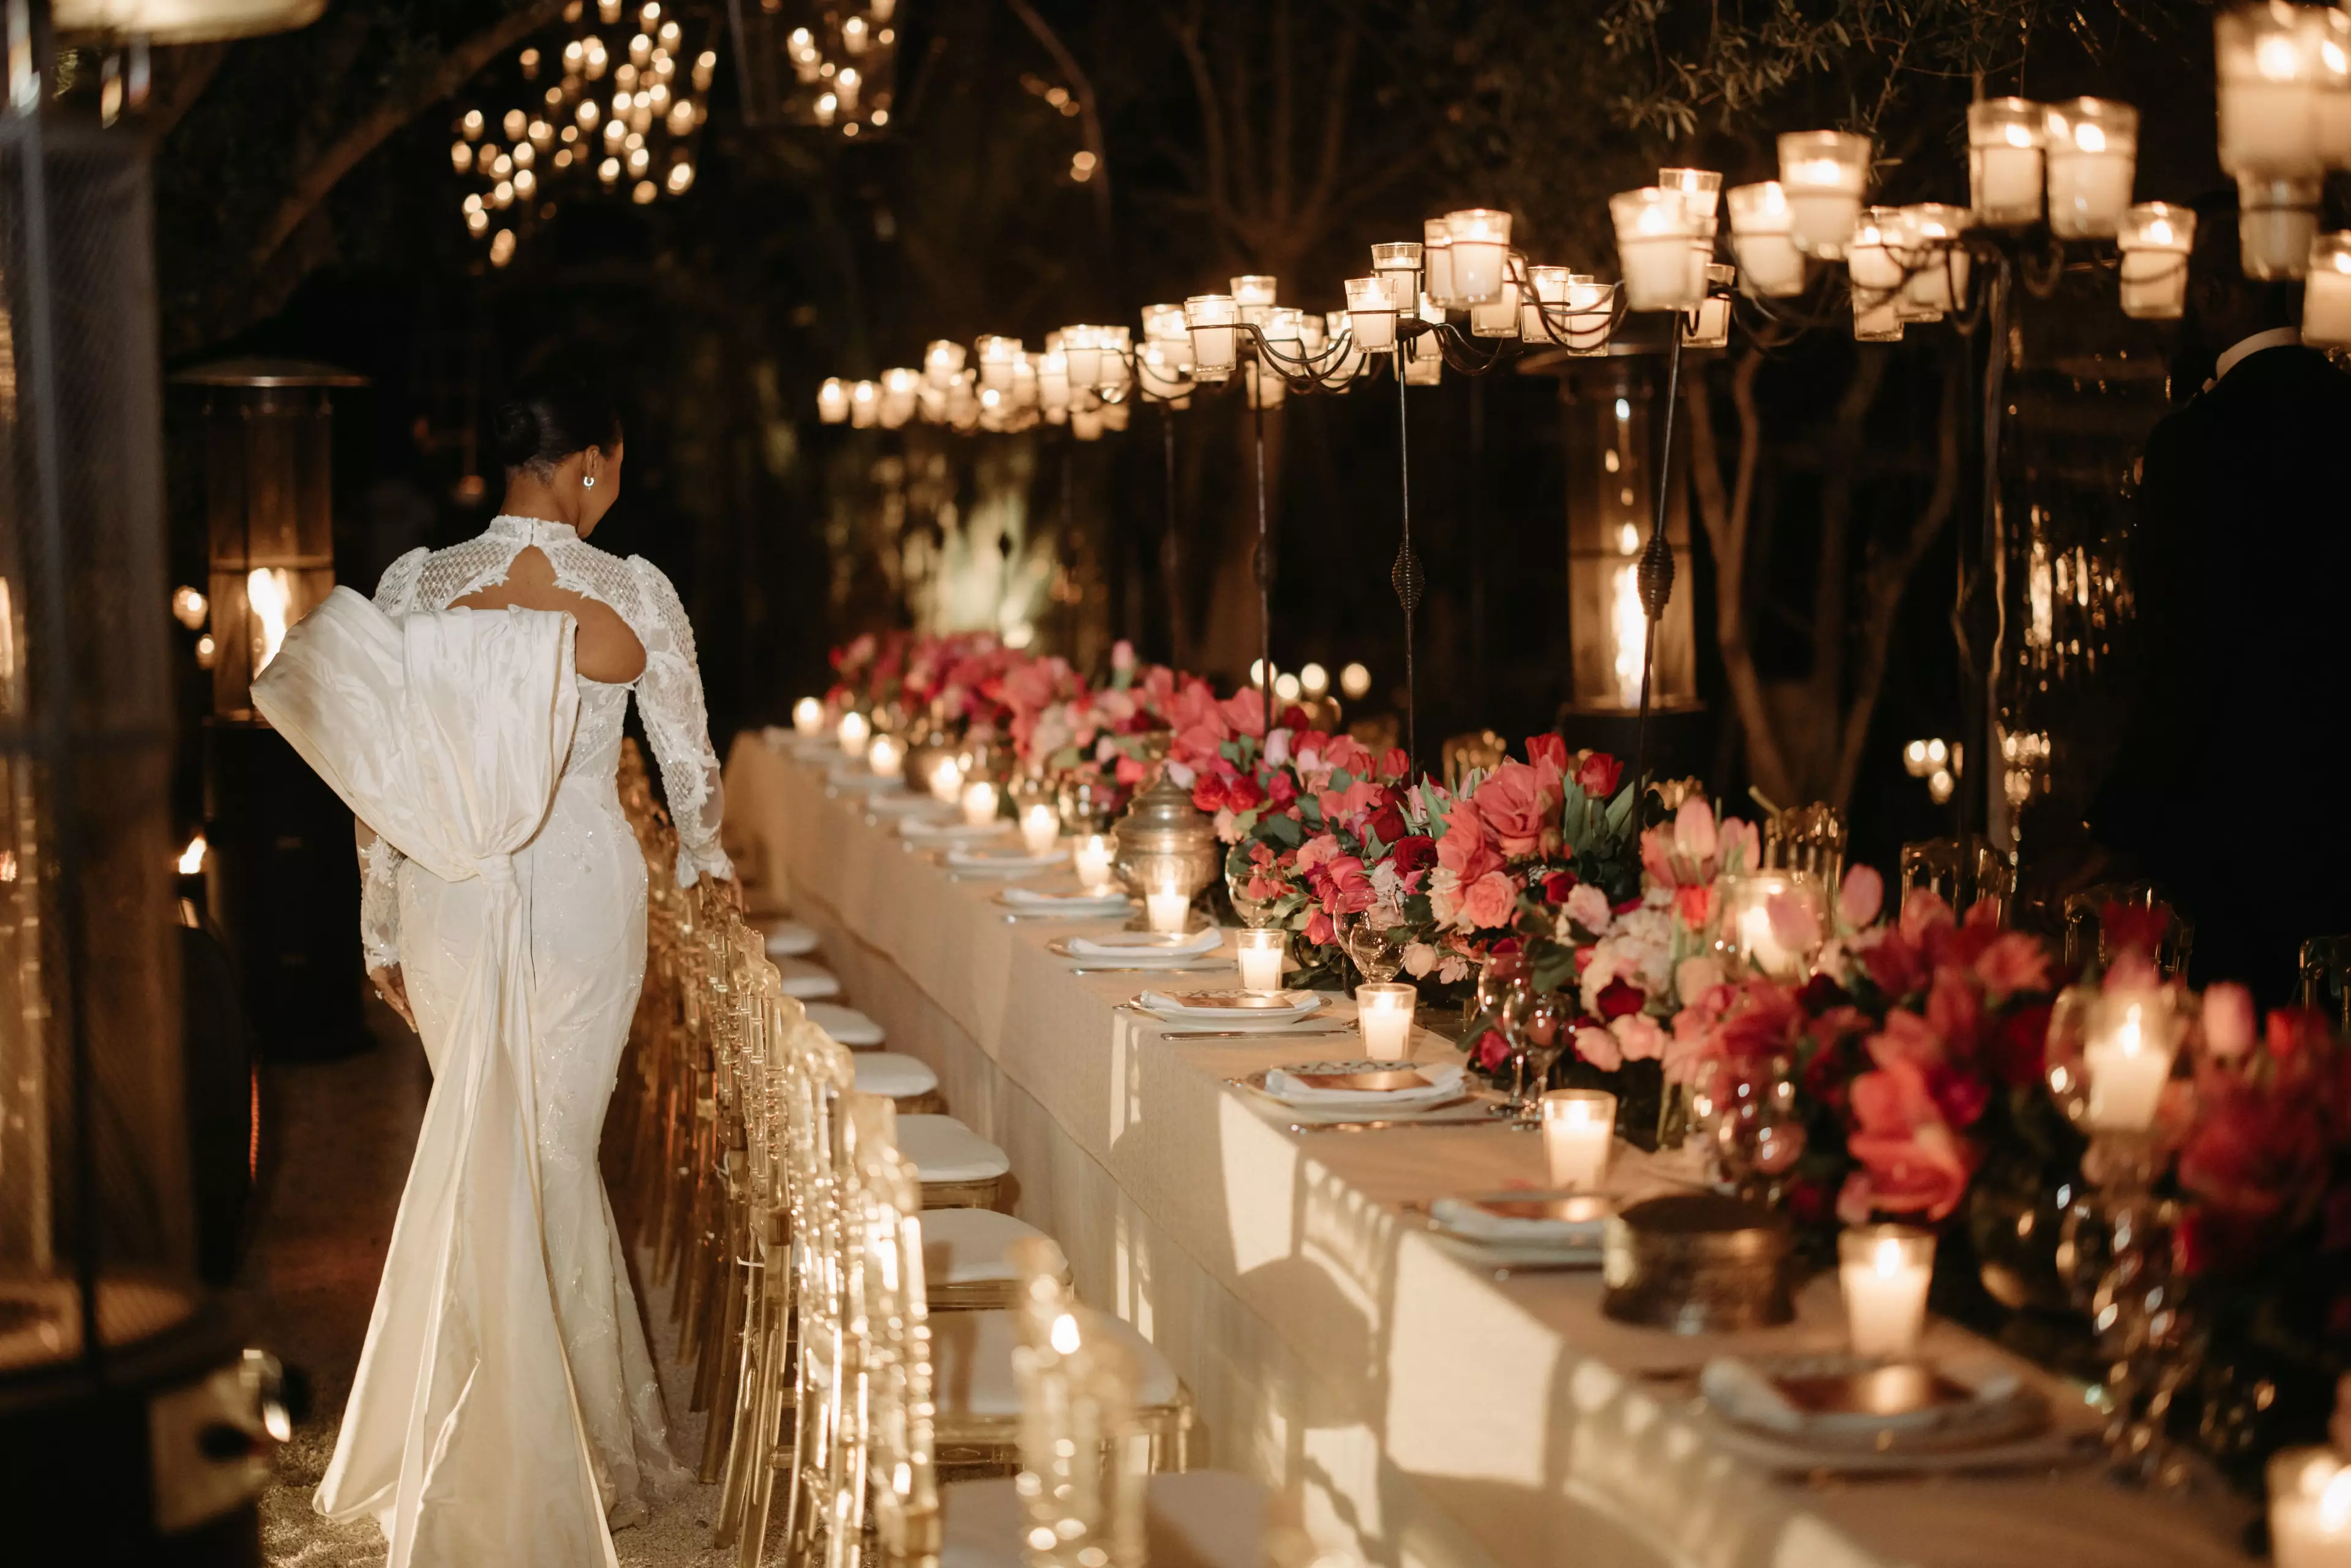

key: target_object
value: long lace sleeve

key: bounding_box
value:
[357,547,429,966]
[628,555,735,887]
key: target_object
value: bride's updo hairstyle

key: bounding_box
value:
[493,381,623,477]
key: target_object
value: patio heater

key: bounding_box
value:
[174,358,367,1062]
[0,1,318,1561]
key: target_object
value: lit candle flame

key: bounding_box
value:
[247,567,293,675]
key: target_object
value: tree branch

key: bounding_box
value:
[247,0,566,276]
[1684,348,1794,802]
[1005,0,1112,238]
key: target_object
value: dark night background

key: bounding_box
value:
[146,0,2235,894]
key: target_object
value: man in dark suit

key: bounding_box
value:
[2091,192,2351,1005]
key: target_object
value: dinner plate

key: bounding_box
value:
[1699,1352,2051,1455]
[1228,1069,1500,1127]
[866,793,948,817]
[1047,938,1226,969]
[1133,990,1324,1027]
[1425,1191,1613,1269]
[1260,1056,1466,1106]
[942,847,1065,874]
[995,890,1133,917]
[825,769,903,792]
[899,819,1008,844]
[1062,928,1220,955]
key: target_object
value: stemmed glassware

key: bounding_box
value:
[1226,859,1282,928]
[1336,908,1406,986]
[1688,1053,1807,1201]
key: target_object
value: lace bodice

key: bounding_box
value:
[359,515,732,968]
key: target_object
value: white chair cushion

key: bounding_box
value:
[898,1115,1011,1185]
[803,1002,884,1047]
[852,1051,939,1101]
[773,956,842,999]
[930,1308,1177,1422]
[920,1207,1050,1286]
[940,1472,1266,1568]
[762,919,819,957]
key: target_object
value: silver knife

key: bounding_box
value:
[1157,1026,1359,1040]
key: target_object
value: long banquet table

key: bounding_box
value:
[722,731,2251,1568]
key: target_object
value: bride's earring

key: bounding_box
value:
[582,475,596,488]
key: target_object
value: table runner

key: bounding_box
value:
[724,733,2249,1568]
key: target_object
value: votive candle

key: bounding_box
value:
[927,755,963,805]
[1839,1224,1933,1359]
[2118,203,2195,319]
[1019,801,1060,857]
[1726,181,1805,298]
[2082,991,2178,1131]
[1611,187,1700,312]
[866,733,904,779]
[2044,98,2137,239]
[2306,233,2351,347]
[1967,98,2045,227]
[1235,927,1286,994]
[836,710,871,759]
[1541,1089,1617,1190]
[1356,981,1417,1056]
[2269,1447,2351,1568]
[1776,129,1870,258]
[793,696,825,735]
[1071,833,1115,893]
[959,778,1000,829]
[1145,888,1192,934]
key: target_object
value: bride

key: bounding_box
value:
[257,383,734,1566]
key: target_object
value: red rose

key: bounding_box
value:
[1280,703,1311,731]
[1389,835,1438,879]
[1267,773,1298,811]
[2101,900,2170,958]
[1575,751,1624,797]
[1474,1030,1512,1072]
[1225,773,1266,812]
[1366,801,1408,844]
[1378,747,1412,782]
[1611,895,1643,915]
[1191,774,1228,812]
[1596,978,1646,1020]
[1304,909,1335,946]
[1542,870,1578,904]
[1525,733,1569,771]
[1794,973,1847,1015]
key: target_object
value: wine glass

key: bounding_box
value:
[1692,1052,1807,1201]
[1337,909,1405,986]
[1512,990,1574,1121]
[1227,858,1281,928]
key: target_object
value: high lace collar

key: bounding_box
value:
[487,513,581,544]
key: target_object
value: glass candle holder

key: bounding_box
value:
[2081,987,2183,1131]
[2044,98,2138,238]
[1776,129,1870,257]
[2218,2,2323,178]
[1019,800,1060,857]
[1469,279,1521,339]
[1344,276,1398,351]
[2118,203,2195,318]
[1681,263,1734,348]
[1144,887,1191,934]
[1071,832,1116,893]
[1847,208,1905,341]
[1611,187,1701,312]
[1355,981,1417,1056]
[1564,275,1614,356]
[1541,1089,1617,1190]
[792,696,824,735]
[960,778,1000,829]
[1183,294,1239,380]
[1894,203,1971,317]
[926,753,964,805]
[976,334,1023,393]
[924,339,966,389]
[2240,172,2322,278]
[1659,167,1723,222]
[1727,181,1805,298]
[1235,927,1286,994]
[1403,295,1445,384]
[1839,1224,1934,1359]
[1444,208,1513,304]
[849,380,879,428]
[2268,1447,2351,1568]
[1369,242,1423,319]
[1421,217,1457,309]
[817,377,849,423]
[837,709,871,759]
[2308,233,2351,347]
[1521,264,1567,340]
[1715,869,1826,980]
[1229,272,1278,323]
[1967,97,2046,227]
[866,732,904,779]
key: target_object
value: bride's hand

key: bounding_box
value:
[369,964,416,1031]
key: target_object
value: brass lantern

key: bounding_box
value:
[1111,769,1218,901]
[1561,357,1698,716]
[174,359,366,721]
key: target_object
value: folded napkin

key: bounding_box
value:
[1002,887,1131,910]
[1430,1193,1611,1247]
[1067,928,1222,959]
[1261,1060,1465,1108]
[943,847,1063,871]
[1137,988,1319,1017]
[901,817,1002,840]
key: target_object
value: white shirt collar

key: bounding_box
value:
[2213,326,2303,383]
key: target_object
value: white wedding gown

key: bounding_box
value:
[255,515,733,1568]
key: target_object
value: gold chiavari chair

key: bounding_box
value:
[2302,935,2351,1033]
[1763,801,1847,892]
[2060,879,2194,978]
[1441,730,1507,791]
[1899,833,2017,925]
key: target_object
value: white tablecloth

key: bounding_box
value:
[723,733,2251,1568]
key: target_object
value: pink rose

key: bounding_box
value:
[1837,864,1884,929]
[1611,1011,1667,1062]
[1842,1056,1978,1222]
[1436,798,1504,885]
[2203,983,2257,1060]
[1472,759,1561,857]
[1403,941,1440,978]
[1319,734,1373,777]
[1574,1025,1624,1071]
[1865,1008,1946,1071]
[1972,931,2050,1003]
[1295,833,1344,876]
[1564,882,1613,934]
[1457,869,1521,930]
[1311,854,1375,916]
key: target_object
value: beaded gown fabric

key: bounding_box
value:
[307,516,733,1566]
